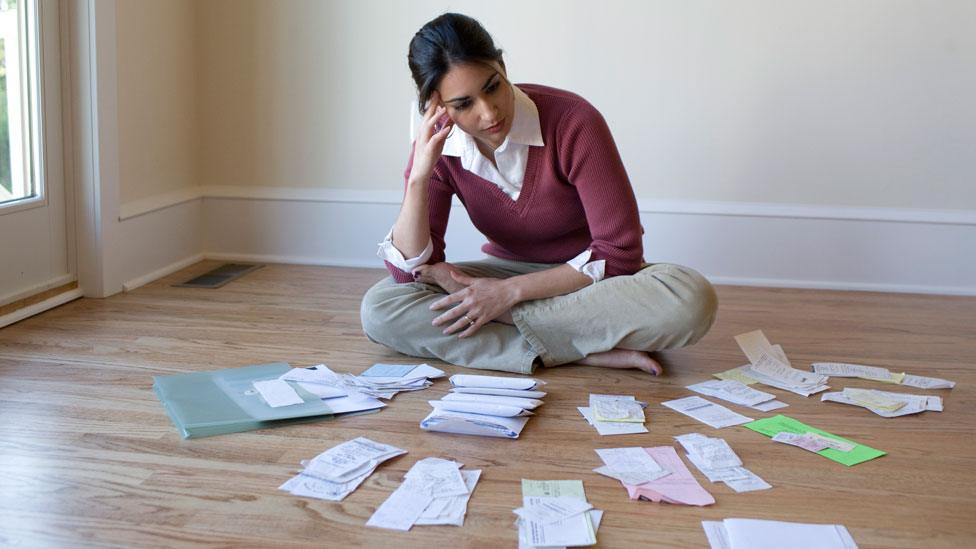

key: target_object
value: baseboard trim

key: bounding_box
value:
[119,185,976,226]
[0,288,84,329]
[123,249,976,298]
[111,186,976,298]
[708,276,976,297]
[122,253,206,292]
[0,273,76,307]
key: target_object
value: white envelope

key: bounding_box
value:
[450,374,542,390]
[451,387,548,399]
[429,400,533,417]
[442,392,543,410]
[420,409,529,439]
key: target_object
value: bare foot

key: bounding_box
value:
[577,349,664,376]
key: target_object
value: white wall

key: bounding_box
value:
[191,0,976,210]
[101,0,976,296]
[115,0,198,204]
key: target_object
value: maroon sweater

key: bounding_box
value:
[386,84,644,284]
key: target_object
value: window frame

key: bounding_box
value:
[0,0,47,216]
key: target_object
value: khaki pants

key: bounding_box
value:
[360,257,718,374]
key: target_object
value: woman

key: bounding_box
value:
[360,13,717,376]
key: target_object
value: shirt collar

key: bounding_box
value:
[441,84,544,157]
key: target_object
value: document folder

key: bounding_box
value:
[154,362,365,439]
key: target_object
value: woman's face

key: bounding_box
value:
[436,61,514,150]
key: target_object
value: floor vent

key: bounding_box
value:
[174,264,264,289]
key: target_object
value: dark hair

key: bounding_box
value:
[408,13,505,114]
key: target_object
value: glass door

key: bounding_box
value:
[0,0,71,313]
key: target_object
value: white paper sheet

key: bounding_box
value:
[662,396,753,429]
[687,379,777,407]
[595,447,668,485]
[702,520,733,549]
[718,518,859,549]
[513,497,593,524]
[279,365,343,385]
[304,437,405,482]
[750,399,789,412]
[403,458,469,498]
[517,496,596,547]
[723,469,772,493]
[281,438,405,501]
[821,389,941,418]
[414,469,481,526]
[811,362,893,380]
[252,379,305,407]
[900,373,955,389]
[366,484,433,531]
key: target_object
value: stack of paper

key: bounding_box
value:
[744,415,886,466]
[821,388,943,417]
[812,362,956,389]
[154,362,388,439]
[278,364,388,414]
[703,518,859,549]
[279,437,405,501]
[592,447,671,485]
[421,375,545,439]
[661,396,754,429]
[516,480,603,548]
[578,394,649,435]
[675,433,771,493]
[367,457,481,530]
[340,363,445,399]
[687,379,788,412]
[595,446,715,506]
[734,330,829,396]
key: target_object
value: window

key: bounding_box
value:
[0,0,39,208]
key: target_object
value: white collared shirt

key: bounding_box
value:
[378,85,606,283]
[439,85,544,200]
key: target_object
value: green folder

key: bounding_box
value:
[153,362,366,439]
[743,414,886,466]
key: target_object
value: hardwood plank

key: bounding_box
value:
[0,261,974,547]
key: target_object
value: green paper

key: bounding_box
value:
[744,414,886,466]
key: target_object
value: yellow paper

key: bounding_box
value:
[843,388,907,412]
[714,366,759,385]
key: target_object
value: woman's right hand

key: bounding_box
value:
[409,91,454,185]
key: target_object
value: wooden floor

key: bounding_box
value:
[1,261,974,548]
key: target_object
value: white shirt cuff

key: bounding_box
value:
[377,228,433,272]
[566,249,606,283]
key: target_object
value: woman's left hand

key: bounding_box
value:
[430,272,519,337]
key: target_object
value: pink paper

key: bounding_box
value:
[623,447,715,506]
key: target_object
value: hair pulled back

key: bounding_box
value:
[408,13,504,114]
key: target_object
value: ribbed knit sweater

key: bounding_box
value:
[386,84,644,284]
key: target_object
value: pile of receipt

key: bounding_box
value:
[578,394,649,435]
[676,433,771,493]
[279,437,405,501]
[367,457,480,530]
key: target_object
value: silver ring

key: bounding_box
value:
[463,314,475,326]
